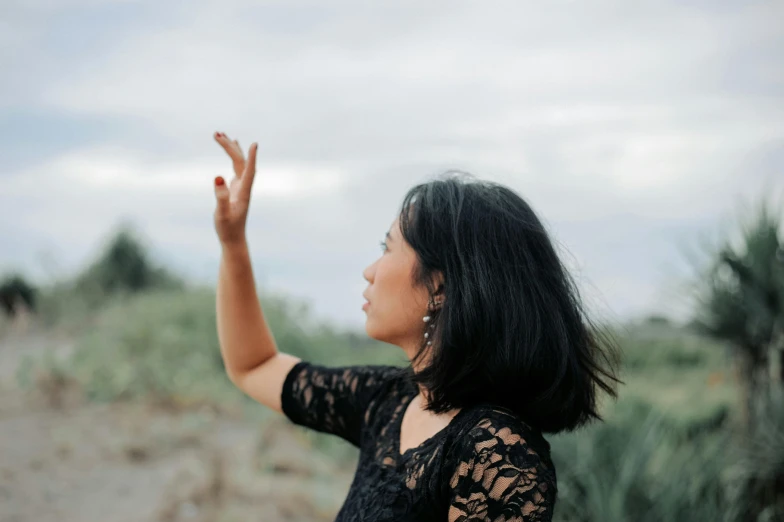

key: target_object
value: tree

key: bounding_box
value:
[0,273,37,318]
[74,223,184,303]
[691,196,784,428]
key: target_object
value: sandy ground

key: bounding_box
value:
[0,329,355,522]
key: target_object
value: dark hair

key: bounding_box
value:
[399,172,622,433]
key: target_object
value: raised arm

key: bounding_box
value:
[217,239,301,413]
[212,131,301,413]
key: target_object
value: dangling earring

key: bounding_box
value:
[423,295,441,346]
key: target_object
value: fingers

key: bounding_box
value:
[239,142,258,203]
[214,176,230,216]
[214,132,245,178]
[228,138,242,159]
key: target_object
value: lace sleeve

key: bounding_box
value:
[447,417,556,521]
[280,361,401,447]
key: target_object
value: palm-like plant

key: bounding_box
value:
[687,195,784,521]
[692,197,784,427]
[725,403,784,522]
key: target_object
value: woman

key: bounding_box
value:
[211,131,621,521]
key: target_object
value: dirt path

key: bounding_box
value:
[0,331,355,522]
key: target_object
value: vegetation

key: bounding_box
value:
[690,200,784,428]
[0,272,37,317]
[30,223,185,333]
[684,196,784,520]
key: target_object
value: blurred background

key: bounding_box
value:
[0,1,782,521]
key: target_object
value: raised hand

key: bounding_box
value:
[213,131,258,246]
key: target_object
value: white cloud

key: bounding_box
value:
[1,146,354,262]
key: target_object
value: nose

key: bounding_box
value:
[363,259,376,283]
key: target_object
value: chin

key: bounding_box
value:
[364,319,379,340]
[364,319,388,344]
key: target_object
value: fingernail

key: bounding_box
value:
[215,176,225,186]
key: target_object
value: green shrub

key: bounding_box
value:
[551,400,730,522]
[620,331,729,371]
[63,288,233,404]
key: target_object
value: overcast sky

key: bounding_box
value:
[1,0,782,330]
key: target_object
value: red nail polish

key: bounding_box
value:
[215,176,225,186]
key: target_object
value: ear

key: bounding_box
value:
[431,271,445,296]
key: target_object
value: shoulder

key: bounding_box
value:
[357,364,407,389]
[285,361,405,390]
[446,406,556,518]
[360,364,412,416]
[456,405,553,457]
[282,361,407,418]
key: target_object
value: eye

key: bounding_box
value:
[379,241,388,253]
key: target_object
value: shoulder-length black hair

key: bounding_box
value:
[400,172,622,433]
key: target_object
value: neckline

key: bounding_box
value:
[392,388,472,460]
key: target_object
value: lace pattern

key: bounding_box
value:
[280,360,402,447]
[280,361,556,521]
[447,417,555,521]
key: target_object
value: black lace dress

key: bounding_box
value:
[280,361,557,521]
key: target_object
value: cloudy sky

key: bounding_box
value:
[1,0,782,330]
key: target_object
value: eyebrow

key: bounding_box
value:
[385,231,393,242]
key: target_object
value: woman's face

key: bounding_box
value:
[362,215,436,355]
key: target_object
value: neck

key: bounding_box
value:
[400,338,438,407]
